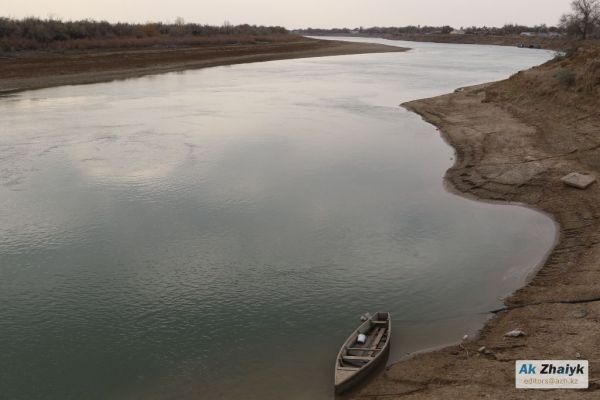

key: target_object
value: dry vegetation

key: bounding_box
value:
[300,24,565,37]
[485,43,600,127]
[0,17,292,52]
[0,33,299,52]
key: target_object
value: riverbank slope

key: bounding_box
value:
[0,38,406,93]
[351,47,600,398]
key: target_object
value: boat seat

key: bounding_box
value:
[368,327,387,356]
[343,355,374,361]
[346,347,379,351]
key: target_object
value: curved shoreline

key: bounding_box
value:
[351,78,600,398]
[433,104,563,294]
[0,39,407,94]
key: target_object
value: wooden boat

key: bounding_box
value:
[334,312,391,394]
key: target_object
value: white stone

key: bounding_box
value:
[561,172,596,189]
[505,329,527,337]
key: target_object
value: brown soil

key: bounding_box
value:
[349,48,600,398]
[0,38,406,93]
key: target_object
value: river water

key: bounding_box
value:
[0,38,555,399]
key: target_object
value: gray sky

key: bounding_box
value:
[4,0,572,28]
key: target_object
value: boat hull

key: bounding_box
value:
[334,312,391,395]
[334,341,390,394]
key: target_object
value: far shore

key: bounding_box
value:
[304,32,590,51]
[0,38,407,94]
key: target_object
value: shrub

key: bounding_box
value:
[555,68,577,86]
[0,17,291,51]
[142,23,160,37]
[552,47,579,63]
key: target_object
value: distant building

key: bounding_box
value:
[520,32,564,38]
[451,29,465,35]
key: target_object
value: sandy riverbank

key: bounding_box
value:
[350,47,600,399]
[0,38,406,94]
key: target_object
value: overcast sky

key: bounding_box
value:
[4,0,572,28]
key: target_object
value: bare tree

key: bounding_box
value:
[560,0,600,39]
[173,17,186,36]
[222,20,233,34]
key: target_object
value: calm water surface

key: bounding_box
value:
[0,38,555,399]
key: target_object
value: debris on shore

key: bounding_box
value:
[561,172,596,189]
[504,329,527,338]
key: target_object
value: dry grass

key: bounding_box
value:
[485,43,600,108]
[581,58,600,93]
[0,17,292,52]
[0,34,299,52]
[551,45,600,95]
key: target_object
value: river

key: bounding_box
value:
[0,38,555,399]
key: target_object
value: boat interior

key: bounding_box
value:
[338,312,389,370]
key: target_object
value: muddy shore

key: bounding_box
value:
[351,49,600,399]
[0,39,406,93]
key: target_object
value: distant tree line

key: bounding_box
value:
[298,24,565,36]
[0,17,290,51]
[463,24,564,35]
[299,26,452,35]
[301,1,600,42]
[301,26,454,35]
